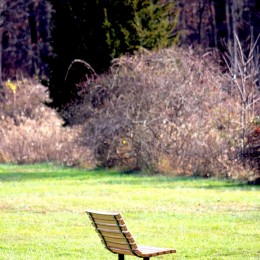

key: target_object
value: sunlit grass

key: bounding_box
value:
[0,164,259,259]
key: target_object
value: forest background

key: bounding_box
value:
[0,0,259,182]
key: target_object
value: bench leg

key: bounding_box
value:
[118,254,124,260]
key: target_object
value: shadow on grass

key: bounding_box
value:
[103,175,255,190]
[0,164,98,182]
[0,164,258,190]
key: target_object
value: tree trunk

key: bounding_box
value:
[213,0,227,50]
[197,0,206,44]
[28,2,39,76]
[0,29,2,88]
[38,0,51,76]
[208,0,217,47]
[0,1,5,87]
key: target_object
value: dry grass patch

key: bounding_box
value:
[0,79,94,166]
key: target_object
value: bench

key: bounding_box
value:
[86,210,176,259]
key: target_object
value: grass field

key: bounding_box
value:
[0,164,259,259]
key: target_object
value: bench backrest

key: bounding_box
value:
[86,210,138,256]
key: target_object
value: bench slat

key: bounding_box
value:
[99,230,126,238]
[103,236,128,244]
[108,247,135,256]
[106,236,135,245]
[106,239,138,250]
[107,241,131,250]
[93,219,118,225]
[134,245,177,257]
[91,213,117,221]
[96,223,127,232]
[101,232,134,242]
[86,210,176,258]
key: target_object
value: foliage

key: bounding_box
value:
[0,0,52,83]
[0,78,94,166]
[130,0,179,49]
[223,33,260,174]
[244,126,260,173]
[46,0,260,108]
[0,164,259,259]
[48,0,110,107]
[63,46,260,179]
[102,1,133,59]
[63,47,231,176]
[103,0,179,58]
[0,1,259,180]
[1,0,260,109]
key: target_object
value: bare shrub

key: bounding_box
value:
[222,33,260,178]
[243,126,260,173]
[0,78,94,166]
[63,47,240,176]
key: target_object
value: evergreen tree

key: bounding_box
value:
[103,0,179,58]
[45,0,260,108]
[130,0,179,49]
[102,1,133,58]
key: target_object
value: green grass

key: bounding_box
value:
[0,164,259,259]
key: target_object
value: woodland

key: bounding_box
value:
[0,0,259,181]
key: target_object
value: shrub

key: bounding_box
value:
[0,78,94,166]
[62,46,260,180]
[243,125,260,173]
[63,48,238,176]
[221,33,260,179]
[103,0,179,59]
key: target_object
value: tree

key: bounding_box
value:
[223,32,260,173]
[0,0,4,87]
[48,0,110,107]
[48,0,180,107]
[103,0,179,58]
[0,0,52,83]
[46,0,260,109]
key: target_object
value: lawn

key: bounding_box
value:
[0,164,259,259]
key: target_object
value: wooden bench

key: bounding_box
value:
[86,210,176,259]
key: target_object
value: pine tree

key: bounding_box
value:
[129,0,179,50]
[103,0,179,58]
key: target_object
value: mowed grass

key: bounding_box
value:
[0,164,259,260]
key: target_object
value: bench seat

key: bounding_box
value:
[86,210,176,259]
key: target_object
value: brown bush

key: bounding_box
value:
[0,78,94,167]
[63,47,243,177]
[242,126,260,173]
